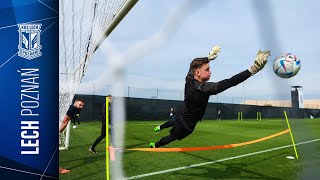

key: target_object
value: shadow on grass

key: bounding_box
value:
[61,169,105,180]
[63,153,105,169]
[61,149,105,163]
[122,137,150,155]
[77,169,105,180]
[69,142,104,150]
[169,151,286,179]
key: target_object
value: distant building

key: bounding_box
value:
[243,99,320,109]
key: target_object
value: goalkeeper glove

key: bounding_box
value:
[248,50,271,74]
[207,45,221,61]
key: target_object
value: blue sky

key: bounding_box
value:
[78,0,320,101]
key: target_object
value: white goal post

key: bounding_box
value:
[59,0,138,150]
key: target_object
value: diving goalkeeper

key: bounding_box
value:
[150,46,271,148]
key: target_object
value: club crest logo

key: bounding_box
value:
[18,23,42,60]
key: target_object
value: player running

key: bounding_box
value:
[89,95,114,153]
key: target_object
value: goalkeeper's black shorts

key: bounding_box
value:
[170,120,193,140]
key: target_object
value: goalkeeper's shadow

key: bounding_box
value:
[176,151,285,179]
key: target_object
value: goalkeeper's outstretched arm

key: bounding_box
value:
[201,50,271,95]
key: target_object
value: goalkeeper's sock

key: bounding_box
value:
[160,119,175,129]
[149,142,156,148]
[154,126,161,132]
[155,134,177,147]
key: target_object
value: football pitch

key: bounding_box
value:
[60,118,320,179]
[59,122,106,180]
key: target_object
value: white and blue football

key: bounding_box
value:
[273,53,301,78]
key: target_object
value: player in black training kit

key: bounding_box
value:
[59,99,85,174]
[72,112,81,127]
[89,95,113,154]
[169,107,176,119]
[217,110,221,121]
[59,99,84,133]
[150,46,271,148]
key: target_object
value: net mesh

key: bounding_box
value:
[59,0,128,150]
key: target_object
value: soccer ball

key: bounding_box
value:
[73,125,77,129]
[273,53,301,78]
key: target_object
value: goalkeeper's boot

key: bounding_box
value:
[154,126,161,132]
[149,142,156,148]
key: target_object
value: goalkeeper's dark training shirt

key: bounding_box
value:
[66,105,81,119]
[177,68,252,131]
[102,103,112,126]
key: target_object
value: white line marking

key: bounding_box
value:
[0,16,58,30]
[40,147,58,180]
[125,138,320,179]
[41,18,58,34]
[0,165,57,179]
[38,0,58,13]
[0,52,17,69]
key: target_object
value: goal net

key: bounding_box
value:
[59,0,138,150]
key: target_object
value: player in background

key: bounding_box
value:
[72,111,81,127]
[89,95,113,153]
[150,46,271,148]
[217,110,221,121]
[169,107,176,119]
[59,99,85,174]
